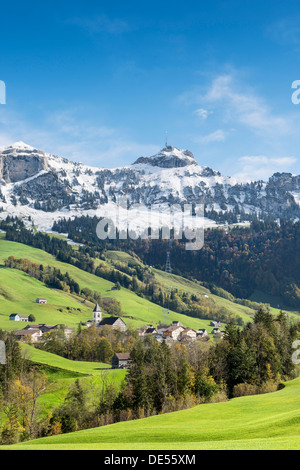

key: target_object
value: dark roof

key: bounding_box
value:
[99,316,125,326]
[10,313,28,318]
[24,324,46,329]
[145,327,156,334]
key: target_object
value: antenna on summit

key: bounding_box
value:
[165,131,168,148]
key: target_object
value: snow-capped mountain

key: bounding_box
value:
[0,141,299,232]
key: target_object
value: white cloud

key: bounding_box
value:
[233,155,298,181]
[203,74,292,136]
[194,108,210,119]
[266,17,300,46]
[0,107,158,167]
[196,129,226,144]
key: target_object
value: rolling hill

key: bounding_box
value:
[3,374,300,450]
[0,237,223,332]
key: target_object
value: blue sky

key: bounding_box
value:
[1,0,300,179]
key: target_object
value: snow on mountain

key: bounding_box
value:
[0,142,299,234]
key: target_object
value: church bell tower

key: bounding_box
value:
[93,303,102,326]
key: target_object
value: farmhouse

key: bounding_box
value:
[112,353,132,369]
[98,316,126,332]
[14,328,43,343]
[9,314,28,322]
[172,321,183,327]
[22,323,73,339]
[36,298,47,304]
[163,325,184,341]
[197,329,208,338]
[180,328,197,341]
[145,326,157,335]
[211,327,221,335]
[156,325,169,335]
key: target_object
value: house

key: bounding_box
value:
[210,321,221,328]
[112,353,132,369]
[156,325,169,335]
[172,321,183,327]
[23,324,73,339]
[144,327,157,335]
[24,323,45,330]
[211,328,221,335]
[197,329,208,338]
[180,328,197,341]
[137,327,146,337]
[9,314,28,322]
[86,320,93,327]
[98,316,126,332]
[36,298,47,304]
[40,324,73,338]
[14,328,43,343]
[163,325,184,341]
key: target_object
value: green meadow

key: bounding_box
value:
[0,239,300,450]
[6,344,127,421]
[0,238,215,331]
[3,374,300,450]
[0,238,298,337]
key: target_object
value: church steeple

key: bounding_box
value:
[93,303,102,326]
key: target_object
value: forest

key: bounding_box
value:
[1,307,299,442]
[51,215,300,308]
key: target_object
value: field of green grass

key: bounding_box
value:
[0,239,214,331]
[3,374,300,450]
[1,238,300,450]
[21,343,112,373]
[0,266,96,331]
[0,237,298,337]
[14,344,127,420]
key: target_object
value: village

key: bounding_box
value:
[9,299,226,368]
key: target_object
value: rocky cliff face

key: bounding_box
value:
[0,141,299,231]
[0,142,48,183]
[133,146,197,168]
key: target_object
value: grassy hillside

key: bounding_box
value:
[105,250,299,323]
[16,344,127,420]
[3,375,300,450]
[0,238,214,331]
[0,237,298,337]
[21,343,111,372]
[0,267,96,331]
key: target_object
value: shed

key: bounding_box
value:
[112,353,132,369]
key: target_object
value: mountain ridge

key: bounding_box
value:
[0,141,299,232]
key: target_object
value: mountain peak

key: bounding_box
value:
[132,145,197,168]
[0,141,46,158]
[9,141,36,151]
